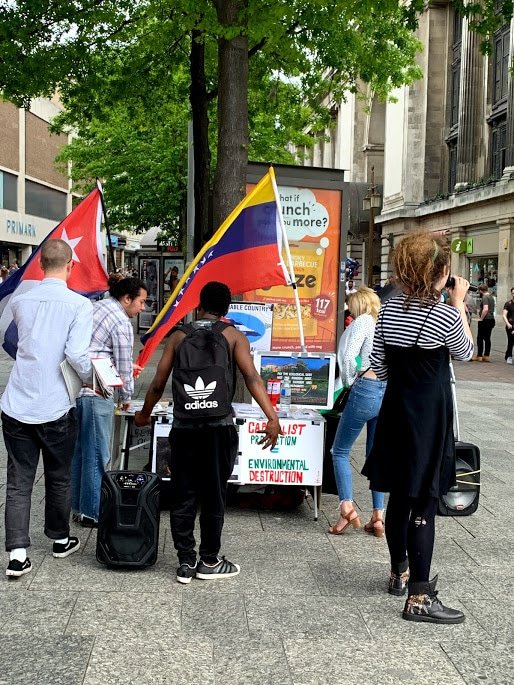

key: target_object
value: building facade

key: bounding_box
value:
[0,96,141,272]
[0,96,73,267]
[301,1,514,309]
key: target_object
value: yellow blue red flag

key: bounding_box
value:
[137,167,289,367]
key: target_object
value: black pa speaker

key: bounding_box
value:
[96,471,160,567]
[438,442,480,516]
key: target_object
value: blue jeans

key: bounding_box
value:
[3,409,77,550]
[71,395,114,521]
[331,376,386,509]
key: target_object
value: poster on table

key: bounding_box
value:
[139,257,160,329]
[151,419,173,479]
[152,416,241,482]
[226,302,273,352]
[236,418,323,486]
[243,185,341,352]
[254,352,336,409]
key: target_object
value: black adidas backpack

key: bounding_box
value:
[171,320,235,420]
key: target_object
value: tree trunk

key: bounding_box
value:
[212,0,249,232]
[189,29,211,254]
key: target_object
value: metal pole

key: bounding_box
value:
[367,204,374,288]
[97,181,117,272]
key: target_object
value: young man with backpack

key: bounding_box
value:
[135,281,281,583]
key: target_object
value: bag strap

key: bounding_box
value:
[351,366,370,385]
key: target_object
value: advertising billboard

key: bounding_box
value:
[243,184,341,352]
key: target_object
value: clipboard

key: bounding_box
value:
[92,357,123,398]
[60,359,83,402]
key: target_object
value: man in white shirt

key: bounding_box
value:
[2,239,93,577]
[346,279,357,295]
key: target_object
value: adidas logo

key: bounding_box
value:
[184,376,217,400]
[183,376,219,411]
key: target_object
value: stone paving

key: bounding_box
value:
[0,321,513,684]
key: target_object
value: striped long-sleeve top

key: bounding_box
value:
[80,297,134,402]
[371,294,474,381]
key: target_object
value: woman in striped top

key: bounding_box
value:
[362,229,473,625]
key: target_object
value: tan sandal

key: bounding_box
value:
[364,518,385,538]
[328,506,361,535]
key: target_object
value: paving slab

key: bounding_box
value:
[0,591,78,635]
[283,637,466,685]
[213,634,293,685]
[82,634,214,685]
[440,640,514,684]
[0,634,94,685]
[65,590,182,638]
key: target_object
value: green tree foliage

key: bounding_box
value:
[0,0,428,237]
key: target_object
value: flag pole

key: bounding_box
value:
[96,180,117,272]
[270,170,306,352]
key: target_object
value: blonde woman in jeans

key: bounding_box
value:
[328,287,386,537]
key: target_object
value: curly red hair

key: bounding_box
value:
[393,230,450,303]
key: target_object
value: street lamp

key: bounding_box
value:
[362,167,381,288]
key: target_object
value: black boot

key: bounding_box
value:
[402,575,465,624]
[388,559,410,596]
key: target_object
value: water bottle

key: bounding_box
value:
[280,378,291,412]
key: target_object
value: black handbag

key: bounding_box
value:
[332,385,352,414]
[332,368,371,415]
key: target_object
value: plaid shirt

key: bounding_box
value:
[81,296,134,402]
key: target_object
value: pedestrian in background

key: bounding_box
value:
[472,283,495,362]
[71,276,147,527]
[0,266,9,283]
[328,287,386,538]
[362,229,473,624]
[2,239,92,577]
[502,286,514,364]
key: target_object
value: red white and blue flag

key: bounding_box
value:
[0,185,108,357]
[136,167,290,368]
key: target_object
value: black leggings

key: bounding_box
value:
[385,494,438,584]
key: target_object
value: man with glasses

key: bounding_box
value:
[71,275,147,527]
[2,239,93,577]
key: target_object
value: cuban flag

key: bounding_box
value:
[136,167,291,368]
[0,184,108,358]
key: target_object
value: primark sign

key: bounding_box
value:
[5,218,37,237]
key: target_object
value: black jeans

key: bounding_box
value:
[2,410,78,551]
[168,425,238,565]
[385,493,439,586]
[477,318,496,357]
[505,326,514,360]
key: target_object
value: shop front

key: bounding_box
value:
[0,208,59,267]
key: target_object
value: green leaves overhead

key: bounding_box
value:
[0,0,433,235]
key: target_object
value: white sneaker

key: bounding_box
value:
[507,357,513,364]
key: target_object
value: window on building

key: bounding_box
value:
[491,117,507,178]
[493,25,510,105]
[447,11,462,189]
[448,138,458,191]
[0,170,17,211]
[25,180,67,221]
[450,64,461,129]
[450,11,462,128]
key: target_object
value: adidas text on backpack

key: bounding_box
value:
[172,320,235,420]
